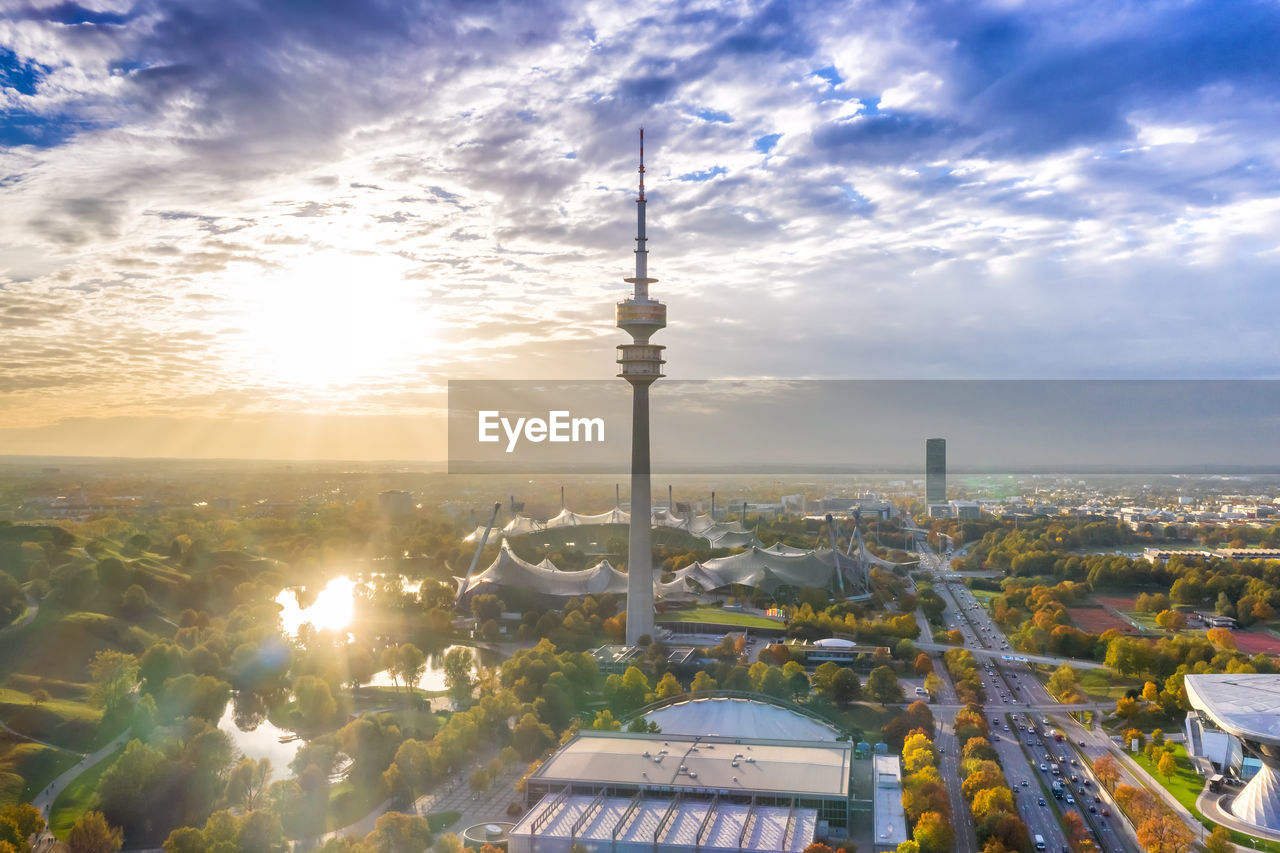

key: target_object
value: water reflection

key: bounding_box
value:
[275,574,430,638]
[365,644,497,692]
[217,698,300,781]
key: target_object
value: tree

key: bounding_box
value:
[68,811,122,853]
[1206,627,1236,651]
[923,672,944,697]
[866,666,903,705]
[512,713,554,759]
[902,732,937,775]
[29,687,50,707]
[0,803,44,843]
[962,737,997,763]
[913,810,953,853]
[398,644,427,694]
[366,811,433,853]
[226,758,272,811]
[897,841,921,853]
[1062,812,1087,849]
[1157,751,1177,780]
[89,651,138,717]
[237,810,285,853]
[914,653,935,676]
[1142,682,1159,702]
[690,671,716,693]
[294,676,337,729]
[1155,610,1186,633]
[971,786,1015,823]
[1046,664,1080,701]
[1093,754,1120,792]
[1137,814,1193,853]
[654,672,683,700]
[1205,826,1233,853]
[442,647,474,702]
[434,833,464,853]
[591,709,622,731]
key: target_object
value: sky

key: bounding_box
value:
[1,0,1279,460]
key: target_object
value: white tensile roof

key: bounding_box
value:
[462,541,628,597]
[1185,674,1280,743]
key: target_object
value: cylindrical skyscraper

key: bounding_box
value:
[618,129,665,645]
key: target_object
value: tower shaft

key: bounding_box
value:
[618,128,665,646]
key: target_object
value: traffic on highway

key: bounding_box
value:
[930,573,1137,853]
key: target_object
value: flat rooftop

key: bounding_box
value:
[531,732,851,798]
[873,754,907,849]
[1185,674,1280,743]
[510,793,817,852]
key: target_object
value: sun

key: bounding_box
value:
[236,249,428,389]
[276,577,357,637]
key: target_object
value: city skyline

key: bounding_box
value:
[3,1,1280,458]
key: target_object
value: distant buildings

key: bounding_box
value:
[377,489,414,517]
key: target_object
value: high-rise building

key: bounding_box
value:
[925,438,946,504]
[617,130,665,645]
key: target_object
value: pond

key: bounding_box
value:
[217,695,302,781]
[274,573,430,638]
[367,644,503,692]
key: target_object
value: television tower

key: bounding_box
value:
[618,128,665,645]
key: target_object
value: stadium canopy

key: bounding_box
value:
[460,541,628,598]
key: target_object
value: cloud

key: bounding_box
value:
[0,0,1278,457]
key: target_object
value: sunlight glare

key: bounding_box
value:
[277,576,357,637]
[239,250,428,389]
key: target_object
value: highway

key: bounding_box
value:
[930,576,1140,853]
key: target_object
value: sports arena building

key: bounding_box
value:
[508,697,857,852]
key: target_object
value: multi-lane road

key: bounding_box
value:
[930,577,1139,853]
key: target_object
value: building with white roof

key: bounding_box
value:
[507,791,818,853]
[1185,674,1280,831]
[519,728,852,846]
[872,754,907,853]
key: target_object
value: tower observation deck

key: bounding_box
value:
[619,129,665,645]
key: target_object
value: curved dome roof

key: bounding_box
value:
[642,697,839,742]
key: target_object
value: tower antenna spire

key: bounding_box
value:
[638,127,645,201]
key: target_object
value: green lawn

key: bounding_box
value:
[1061,668,1145,702]
[327,778,387,831]
[426,811,461,831]
[0,686,103,751]
[655,606,783,629]
[1134,743,1205,813]
[48,745,123,839]
[10,742,80,801]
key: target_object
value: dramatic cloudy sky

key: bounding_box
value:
[2,0,1279,459]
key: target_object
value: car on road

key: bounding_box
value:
[1040,763,1048,771]
[1101,807,1110,816]
[1088,805,1097,813]
[1066,795,1075,804]
[1020,780,1029,787]
[1038,797,1047,806]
